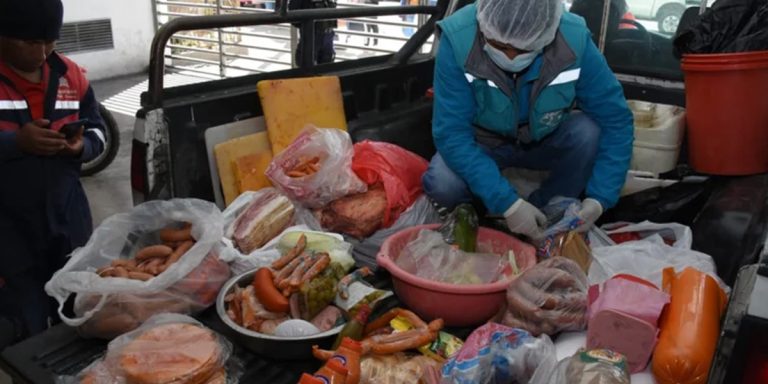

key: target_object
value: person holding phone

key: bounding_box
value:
[0,0,106,345]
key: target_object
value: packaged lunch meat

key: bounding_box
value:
[45,199,230,339]
[500,257,589,336]
[587,275,670,373]
[266,126,366,208]
[60,314,236,384]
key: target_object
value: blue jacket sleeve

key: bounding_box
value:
[432,36,518,214]
[78,86,106,163]
[0,131,22,162]
[575,38,634,209]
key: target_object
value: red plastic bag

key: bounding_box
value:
[351,141,428,226]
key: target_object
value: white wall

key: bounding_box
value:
[62,0,155,80]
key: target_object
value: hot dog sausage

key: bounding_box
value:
[252,268,289,313]
[135,245,173,262]
[159,224,193,243]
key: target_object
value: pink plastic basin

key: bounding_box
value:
[376,224,537,327]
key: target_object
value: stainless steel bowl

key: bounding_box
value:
[216,268,344,360]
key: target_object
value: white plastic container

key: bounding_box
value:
[628,101,686,175]
[621,170,678,196]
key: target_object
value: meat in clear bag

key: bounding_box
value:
[57,314,239,384]
[45,199,230,339]
[500,257,589,336]
[266,126,367,208]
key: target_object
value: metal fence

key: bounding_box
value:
[154,0,434,79]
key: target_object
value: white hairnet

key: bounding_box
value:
[476,0,563,52]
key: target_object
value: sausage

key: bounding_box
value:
[128,271,154,281]
[652,268,727,384]
[113,266,129,278]
[252,268,289,313]
[300,253,330,283]
[271,234,307,270]
[163,240,194,270]
[135,245,173,262]
[273,252,307,286]
[159,224,193,243]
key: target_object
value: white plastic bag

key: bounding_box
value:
[600,221,693,249]
[266,126,367,208]
[45,199,229,338]
[58,313,236,384]
[588,236,726,291]
[226,225,354,275]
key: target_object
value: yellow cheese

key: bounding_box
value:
[257,76,347,155]
[214,132,271,206]
[233,152,273,195]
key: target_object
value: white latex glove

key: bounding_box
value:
[504,199,547,239]
[576,198,603,232]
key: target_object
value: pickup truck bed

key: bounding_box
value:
[3,175,767,383]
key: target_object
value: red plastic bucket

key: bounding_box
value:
[681,51,768,175]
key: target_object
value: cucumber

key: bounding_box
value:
[452,204,479,253]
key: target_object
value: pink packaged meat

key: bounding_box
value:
[586,275,670,373]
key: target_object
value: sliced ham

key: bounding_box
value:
[587,309,658,373]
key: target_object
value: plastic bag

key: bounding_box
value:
[395,229,507,285]
[298,195,441,269]
[266,126,367,208]
[351,140,429,226]
[60,314,236,384]
[45,199,230,338]
[531,349,630,384]
[441,323,557,384]
[674,0,768,56]
[501,257,589,336]
[536,198,585,259]
[361,353,443,384]
[601,221,693,249]
[588,237,727,291]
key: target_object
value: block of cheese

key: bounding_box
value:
[257,76,347,155]
[214,132,271,206]
[233,152,273,195]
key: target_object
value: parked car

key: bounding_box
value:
[626,0,697,34]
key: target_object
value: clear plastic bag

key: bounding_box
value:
[297,195,441,269]
[361,353,442,384]
[58,314,237,384]
[501,257,589,336]
[266,126,367,208]
[45,199,230,338]
[530,349,631,384]
[351,140,429,226]
[395,229,506,285]
[441,323,557,384]
[536,198,585,259]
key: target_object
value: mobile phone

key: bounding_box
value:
[60,119,88,139]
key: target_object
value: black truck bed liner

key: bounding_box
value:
[3,176,767,384]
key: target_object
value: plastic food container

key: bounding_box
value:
[376,224,537,327]
[216,268,344,360]
[627,100,686,175]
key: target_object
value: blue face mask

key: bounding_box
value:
[484,44,539,73]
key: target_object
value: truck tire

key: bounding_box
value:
[657,4,686,35]
[81,103,120,177]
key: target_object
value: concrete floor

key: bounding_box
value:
[81,74,145,225]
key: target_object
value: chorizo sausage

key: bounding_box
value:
[252,268,289,313]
